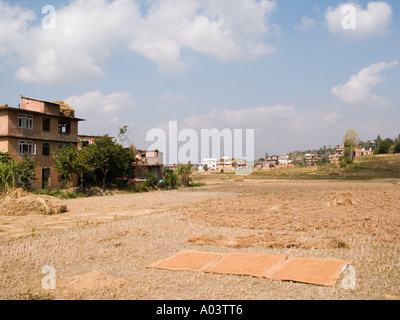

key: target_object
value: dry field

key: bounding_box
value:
[1,178,400,300]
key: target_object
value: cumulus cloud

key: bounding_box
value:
[325,2,393,39]
[64,91,137,135]
[0,0,278,83]
[294,17,315,31]
[0,1,35,60]
[331,60,398,106]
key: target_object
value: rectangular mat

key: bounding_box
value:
[270,257,352,287]
[148,250,351,287]
[202,252,287,278]
[148,250,223,272]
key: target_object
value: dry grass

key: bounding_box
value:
[0,179,399,300]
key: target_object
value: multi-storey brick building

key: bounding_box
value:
[0,96,84,189]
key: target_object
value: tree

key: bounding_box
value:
[394,133,400,145]
[394,142,400,154]
[343,129,360,160]
[162,168,179,189]
[376,140,392,154]
[376,134,383,150]
[85,136,134,189]
[177,163,192,187]
[0,152,17,193]
[54,144,80,187]
[16,154,37,190]
[118,125,138,158]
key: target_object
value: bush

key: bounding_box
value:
[394,142,400,154]
[143,172,159,189]
[339,156,353,168]
[177,163,192,187]
[162,168,180,189]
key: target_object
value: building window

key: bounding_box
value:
[43,118,51,132]
[18,114,33,129]
[59,120,71,135]
[58,143,70,150]
[80,139,90,148]
[18,141,36,155]
[43,143,50,156]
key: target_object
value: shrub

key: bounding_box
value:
[162,168,180,189]
[394,142,400,154]
[339,156,353,168]
[143,171,159,189]
[177,163,192,187]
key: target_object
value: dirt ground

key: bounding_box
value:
[1,178,400,300]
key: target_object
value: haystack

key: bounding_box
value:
[324,192,359,207]
[54,101,75,118]
[0,189,68,216]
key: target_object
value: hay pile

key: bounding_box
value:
[324,192,359,207]
[0,189,68,216]
[54,101,75,118]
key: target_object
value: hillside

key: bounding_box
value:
[251,154,400,180]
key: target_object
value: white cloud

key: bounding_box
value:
[64,91,137,136]
[129,0,277,72]
[13,0,139,84]
[325,2,393,39]
[0,1,35,60]
[0,0,278,83]
[331,60,398,106]
[294,17,315,31]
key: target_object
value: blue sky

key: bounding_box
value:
[0,0,399,162]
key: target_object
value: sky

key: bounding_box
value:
[0,0,399,163]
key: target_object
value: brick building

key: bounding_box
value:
[0,96,84,189]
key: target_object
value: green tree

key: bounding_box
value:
[394,142,400,154]
[0,152,18,193]
[16,154,37,190]
[343,129,360,160]
[53,144,80,187]
[162,168,179,189]
[376,134,383,150]
[177,163,192,187]
[85,136,134,189]
[376,140,392,154]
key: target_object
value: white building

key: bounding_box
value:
[201,158,217,171]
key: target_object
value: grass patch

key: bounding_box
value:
[33,188,86,199]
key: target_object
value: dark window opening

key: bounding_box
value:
[43,143,50,156]
[43,118,51,132]
[81,139,90,148]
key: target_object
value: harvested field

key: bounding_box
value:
[0,179,399,300]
